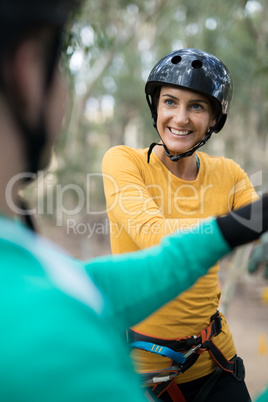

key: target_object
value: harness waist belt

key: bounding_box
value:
[128,311,245,401]
[128,311,242,384]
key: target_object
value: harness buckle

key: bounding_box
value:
[231,356,245,382]
[184,343,202,359]
[210,311,222,336]
[141,366,182,385]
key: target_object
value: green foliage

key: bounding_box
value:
[27,0,268,226]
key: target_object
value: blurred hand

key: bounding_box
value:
[248,232,268,279]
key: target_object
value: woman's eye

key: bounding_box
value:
[164,99,175,106]
[191,103,203,110]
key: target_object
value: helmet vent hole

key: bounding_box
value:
[192,60,203,69]
[171,56,182,64]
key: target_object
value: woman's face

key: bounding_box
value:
[156,86,216,155]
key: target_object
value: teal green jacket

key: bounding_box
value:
[256,388,268,402]
[0,215,233,401]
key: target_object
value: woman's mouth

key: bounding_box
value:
[169,127,192,136]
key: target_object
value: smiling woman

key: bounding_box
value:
[156,87,216,172]
[102,48,258,401]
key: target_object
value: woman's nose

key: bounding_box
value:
[174,105,189,125]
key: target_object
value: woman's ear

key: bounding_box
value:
[209,116,217,129]
[4,39,44,125]
[209,108,220,129]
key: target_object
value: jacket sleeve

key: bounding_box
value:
[85,218,231,328]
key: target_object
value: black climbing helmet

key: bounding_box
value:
[145,48,233,133]
[0,0,80,50]
[0,0,82,174]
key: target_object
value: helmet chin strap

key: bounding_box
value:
[147,126,215,164]
[165,128,214,162]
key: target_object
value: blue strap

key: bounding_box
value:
[129,341,186,365]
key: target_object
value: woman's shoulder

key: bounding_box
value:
[103,145,149,164]
[198,152,242,170]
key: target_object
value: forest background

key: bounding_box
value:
[24,0,268,258]
[24,0,268,397]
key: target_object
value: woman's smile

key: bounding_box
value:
[156,86,216,155]
[169,127,192,136]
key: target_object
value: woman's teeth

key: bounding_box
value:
[170,128,191,136]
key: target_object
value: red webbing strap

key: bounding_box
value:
[150,379,186,401]
[151,380,173,397]
[166,380,187,402]
[194,321,216,355]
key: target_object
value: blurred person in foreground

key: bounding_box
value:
[0,1,268,401]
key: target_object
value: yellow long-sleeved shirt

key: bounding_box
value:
[102,145,258,383]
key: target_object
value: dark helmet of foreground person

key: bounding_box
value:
[145,48,233,162]
[0,0,81,174]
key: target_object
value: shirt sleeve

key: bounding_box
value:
[102,146,200,249]
[85,218,231,328]
[229,160,259,209]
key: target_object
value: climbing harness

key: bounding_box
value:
[128,311,245,401]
